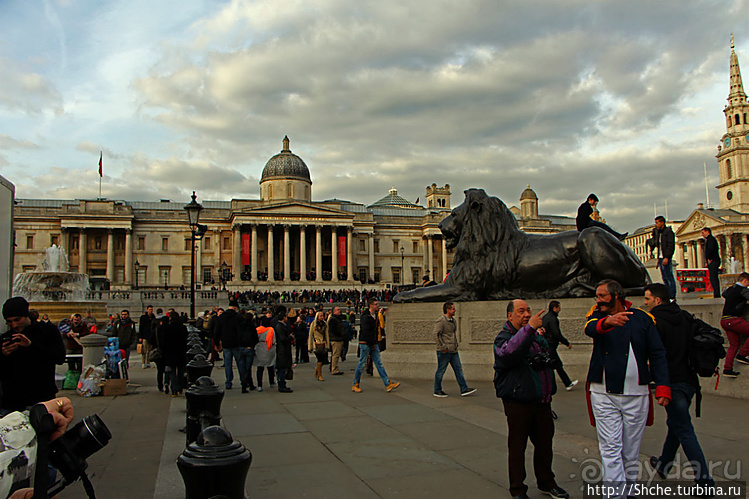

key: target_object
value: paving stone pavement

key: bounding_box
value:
[55,355,748,498]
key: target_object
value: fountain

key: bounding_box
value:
[12,244,107,322]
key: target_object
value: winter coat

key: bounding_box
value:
[255,326,276,367]
[274,320,293,370]
[434,314,458,353]
[493,320,556,403]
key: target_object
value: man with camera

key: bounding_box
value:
[1,297,66,414]
[493,299,568,499]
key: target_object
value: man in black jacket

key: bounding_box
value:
[652,216,677,300]
[541,301,577,391]
[643,283,714,487]
[352,298,399,393]
[576,193,627,240]
[702,227,721,298]
[327,307,345,375]
[138,305,154,368]
[273,306,293,393]
[0,297,66,413]
[215,300,247,390]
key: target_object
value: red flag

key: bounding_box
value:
[98,152,103,177]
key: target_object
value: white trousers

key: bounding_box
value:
[590,391,649,499]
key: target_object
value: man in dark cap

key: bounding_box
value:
[214,299,248,391]
[0,297,66,413]
[576,193,627,240]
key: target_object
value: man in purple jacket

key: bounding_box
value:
[493,299,568,499]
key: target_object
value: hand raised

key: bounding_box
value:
[528,310,545,330]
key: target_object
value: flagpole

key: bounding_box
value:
[99,151,103,199]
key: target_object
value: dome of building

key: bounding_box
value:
[369,188,419,208]
[260,136,311,183]
[520,184,537,201]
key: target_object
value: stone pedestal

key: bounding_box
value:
[80,334,109,368]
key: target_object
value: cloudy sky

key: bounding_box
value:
[1,0,747,232]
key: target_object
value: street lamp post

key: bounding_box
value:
[400,246,405,287]
[184,191,206,319]
[134,260,140,290]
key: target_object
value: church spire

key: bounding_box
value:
[728,34,747,106]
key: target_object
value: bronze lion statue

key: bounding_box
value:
[394,188,649,303]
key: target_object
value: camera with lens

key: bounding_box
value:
[29,406,112,498]
[529,351,556,371]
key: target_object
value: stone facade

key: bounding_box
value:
[12,143,575,292]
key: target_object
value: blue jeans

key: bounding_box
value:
[658,258,677,299]
[656,382,713,485]
[434,351,469,393]
[354,344,389,386]
[223,347,247,389]
[166,365,185,393]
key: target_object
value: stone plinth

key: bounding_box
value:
[382,297,746,398]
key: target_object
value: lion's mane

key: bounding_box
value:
[445,189,528,300]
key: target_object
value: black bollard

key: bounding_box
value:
[177,425,252,499]
[185,376,224,445]
[186,343,207,363]
[186,354,213,386]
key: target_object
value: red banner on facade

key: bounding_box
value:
[242,233,250,265]
[338,236,346,266]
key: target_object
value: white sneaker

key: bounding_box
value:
[257,386,263,392]
[566,380,579,391]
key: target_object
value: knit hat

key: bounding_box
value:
[3,297,30,319]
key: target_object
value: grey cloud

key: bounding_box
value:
[0,58,64,115]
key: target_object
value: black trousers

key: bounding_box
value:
[708,260,721,298]
[549,347,572,387]
[502,399,557,496]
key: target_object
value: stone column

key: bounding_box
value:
[679,243,686,269]
[347,227,353,281]
[124,229,133,286]
[106,230,115,282]
[60,227,68,251]
[695,240,704,267]
[300,225,307,280]
[232,224,241,283]
[214,229,221,266]
[283,225,291,282]
[368,233,374,281]
[267,225,275,280]
[315,225,322,282]
[331,227,339,282]
[441,237,448,282]
[251,224,258,281]
[79,229,87,274]
[427,235,434,278]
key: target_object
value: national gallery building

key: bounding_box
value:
[12,137,574,291]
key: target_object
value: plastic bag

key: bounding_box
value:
[77,364,105,397]
[62,370,80,390]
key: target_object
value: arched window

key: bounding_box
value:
[268,184,273,199]
[744,113,748,124]
[736,114,741,126]
[728,115,733,127]
[287,183,293,198]
[727,159,733,179]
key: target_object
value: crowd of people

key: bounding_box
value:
[227,287,402,308]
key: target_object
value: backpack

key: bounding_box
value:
[683,312,727,418]
[684,312,726,378]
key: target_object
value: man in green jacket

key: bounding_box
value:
[433,302,476,398]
